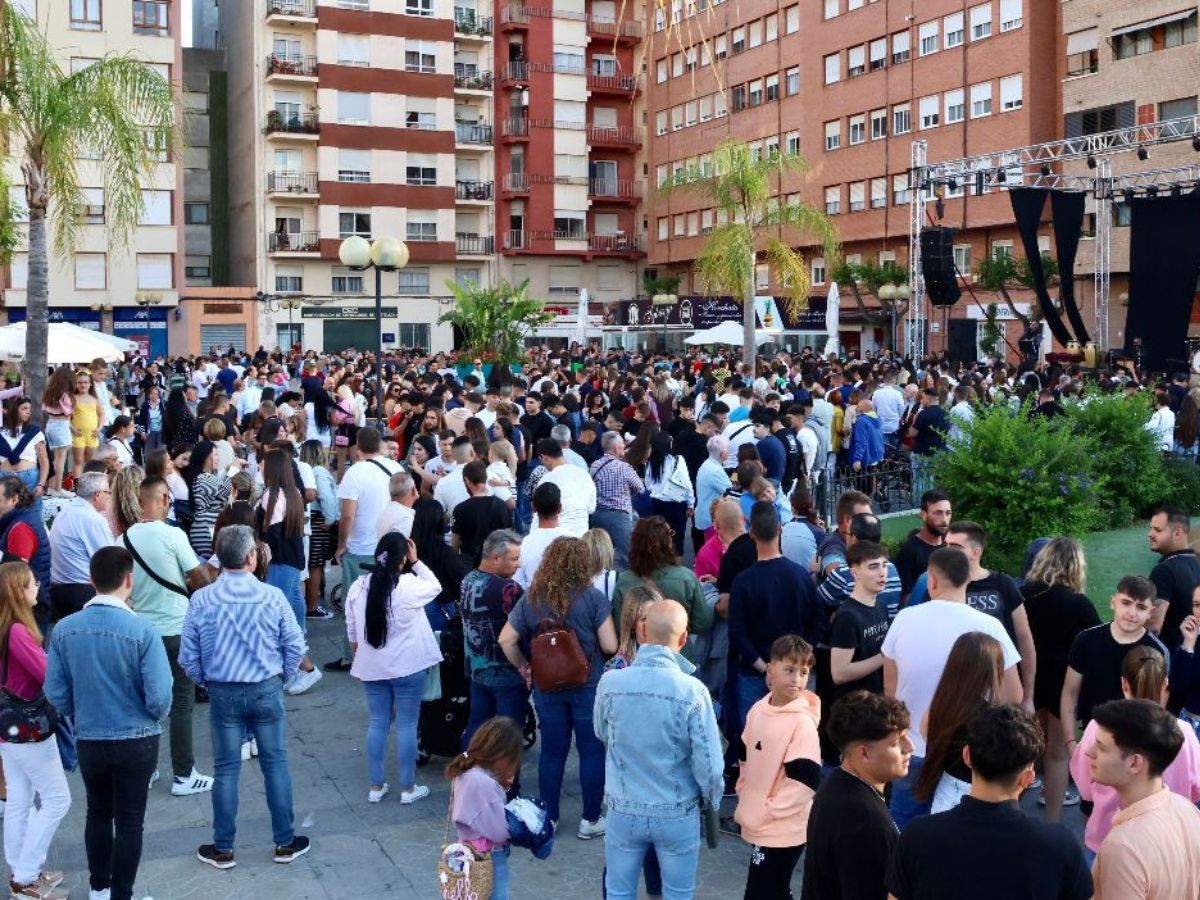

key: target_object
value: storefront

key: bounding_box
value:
[173,288,261,357]
[113,307,170,361]
[298,305,452,355]
[605,296,744,351]
[5,308,102,331]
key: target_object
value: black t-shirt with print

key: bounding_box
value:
[1066,623,1169,723]
[966,571,1024,641]
[828,598,890,698]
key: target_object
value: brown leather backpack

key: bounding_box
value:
[530,614,590,693]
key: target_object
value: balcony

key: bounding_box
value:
[266,0,317,24]
[455,122,494,145]
[499,4,530,28]
[268,231,320,255]
[586,14,642,43]
[453,70,493,91]
[500,118,530,139]
[589,233,644,255]
[587,72,639,95]
[587,124,642,148]
[456,180,494,201]
[456,234,495,255]
[454,11,493,37]
[502,231,643,256]
[266,54,317,81]
[503,229,526,249]
[268,172,319,197]
[264,111,319,138]
[500,173,528,193]
[589,178,642,203]
[499,62,529,83]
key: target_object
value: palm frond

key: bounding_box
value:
[763,237,813,318]
[762,200,841,262]
[694,223,752,300]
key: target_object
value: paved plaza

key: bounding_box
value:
[37,612,1086,900]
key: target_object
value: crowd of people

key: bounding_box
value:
[0,343,1195,899]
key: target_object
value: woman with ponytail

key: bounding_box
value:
[1071,646,1200,863]
[345,531,443,806]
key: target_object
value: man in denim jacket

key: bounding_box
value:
[595,600,725,900]
[45,546,173,900]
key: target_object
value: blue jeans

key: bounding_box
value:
[207,679,294,850]
[515,479,531,534]
[266,564,305,634]
[533,685,605,823]
[604,809,700,900]
[890,755,931,831]
[362,672,425,789]
[738,673,768,733]
[590,508,633,570]
[464,676,529,749]
[603,849,663,899]
[491,843,511,900]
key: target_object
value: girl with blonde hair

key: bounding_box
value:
[70,368,105,474]
[581,528,617,601]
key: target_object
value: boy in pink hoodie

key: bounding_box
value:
[734,634,822,899]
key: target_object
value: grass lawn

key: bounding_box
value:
[879,515,1154,622]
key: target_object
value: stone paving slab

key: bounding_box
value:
[38,614,1084,899]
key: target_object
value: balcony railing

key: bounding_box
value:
[455,122,493,144]
[500,118,530,137]
[500,4,585,24]
[589,178,641,199]
[266,54,317,77]
[586,14,642,40]
[268,172,319,194]
[504,229,526,249]
[587,72,638,93]
[501,173,528,192]
[266,0,316,18]
[456,234,495,254]
[587,124,642,146]
[456,180,494,200]
[589,233,643,253]
[265,111,319,135]
[454,11,493,34]
[268,231,320,253]
[453,71,494,90]
[499,62,528,82]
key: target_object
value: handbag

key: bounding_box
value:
[438,789,495,900]
[530,609,589,694]
[0,630,58,744]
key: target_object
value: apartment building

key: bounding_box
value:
[3,0,182,360]
[211,0,498,353]
[493,0,645,328]
[1061,1,1200,349]
[645,0,1061,356]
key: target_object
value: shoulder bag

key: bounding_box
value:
[0,630,58,744]
[530,602,590,693]
[438,787,495,900]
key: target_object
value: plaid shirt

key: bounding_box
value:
[589,454,644,514]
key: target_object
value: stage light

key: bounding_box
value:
[1137,145,1149,161]
[1040,163,1052,177]
[1146,185,1158,197]
[1086,154,1097,169]
[947,177,958,191]
[975,172,985,195]
[1172,184,1183,197]
[1123,188,1136,204]
[996,168,1007,183]
[1193,135,1200,152]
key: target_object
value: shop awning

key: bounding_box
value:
[1111,9,1194,37]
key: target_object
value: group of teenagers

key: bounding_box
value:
[0,343,1195,900]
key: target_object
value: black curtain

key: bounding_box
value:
[1010,188,1073,346]
[1124,193,1200,373]
[1050,190,1090,344]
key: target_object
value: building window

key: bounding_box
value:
[970,82,992,118]
[748,79,763,107]
[398,267,431,293]
[715,35,727,59]
[919,95,939,129]
[811,257,826,285]
[944,12,964,47]
[405,0,434,16]
[275,268,303,293]
[456,267,481,289]
[1165,12,1199,48]
[944,89,965,124]
[748,19,762,48]
[406,161,437,185]
[785,6,799,34]
[991,240,1013,259]
[824,53,839,84]
[699,96,713,121]
[80,188,104,224]
[919,21,938,56]
[824,186,841,215]
[136,253,173,289]
[1066,32,1099,77]
[656,110,667,135]
[553,211,585,239]
[184,202,209,224]
[732,26,745,54]
[331,267,365,294]
[786,131,800,155]
[139,189,172,225]
[395,324,431,349]
[870,38,887,71]
[871,178,887,209]
[657,217,668,240]
[338,149,371,182]
[1161,96,1199,123]
[999,0,1021,32]
[70,0,101,30]
[849,182,865,212]
[731,86,746,112]
[893,173,910,205]
[132,1,169,35]
[893,102,911,134]
[869,109,887,140]
[405,41,436,73]
[824,0,837,19]
[849,114,865,145]
[1000,74,1022,111]
[892,31,910,64]
[847,45,865,77]
[824,120,840,150]
[548,265,581,294]
[406,214,438,242]
[405,109,436,130]
[970,3,991,39]
[766,74,779,102]
[953,244,972,274]
[184,256,211,280]
[338,211,371,238]
[338,91,370,125]
[656,59,667,82]
[786,67,799,95]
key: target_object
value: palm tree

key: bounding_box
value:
[0,6,176,413]
[660,139,840,369]
[437,278,552,365]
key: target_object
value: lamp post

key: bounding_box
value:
[652,292,677,354]
[338,235,409,424]
[278,297,303,347]
[878,283,898,354]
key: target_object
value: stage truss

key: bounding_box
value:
[906,114,1200,359]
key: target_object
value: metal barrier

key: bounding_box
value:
[815,456,917,525]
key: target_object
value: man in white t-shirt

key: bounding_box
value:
[434,436,481,526]
[376,470,417,539]
[328,427,401,670]
[515,482,569,589]
[881,546,1022,830]
[530,439,595,536]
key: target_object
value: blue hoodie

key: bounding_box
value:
[850,411,884,468]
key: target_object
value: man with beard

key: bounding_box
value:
[894,490,951,602]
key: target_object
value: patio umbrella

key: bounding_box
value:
[684,320,779,346]
[823,282,841,358]
[0,321,128,364]
[574,288,589,346]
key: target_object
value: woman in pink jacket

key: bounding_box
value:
[1071,645,1200,865]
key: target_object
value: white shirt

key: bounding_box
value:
[475,408,497,430]
[1147,407,1176,452]
[881,599,1021,757]
[109,438,134,468]
[425,456,458,479]
[305,402,332,449]
[948,401,975,443]
[872,385,906,435]
[722,419,757,467]
[337,455,403,555]
[434,469,482,525]
[514,525,570,589]
[192,368,213,399]
[532,462,596,537]
[376,501,416,539]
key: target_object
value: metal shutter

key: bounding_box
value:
[199,324,247,353]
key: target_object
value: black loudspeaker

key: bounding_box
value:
[948,318,978,363]
[920,227,962,307]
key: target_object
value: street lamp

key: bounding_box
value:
[278,297,303,348]
[652,292,677,354]
[338,234,409,424]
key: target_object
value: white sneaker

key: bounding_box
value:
[171,769,214,797]
[148,770,159,790]
[241,741,252,762]
[368,783,389,804]
[399,784,429,805]
[249,737,258,757]
[88,890,111,900]
[578,816,606,840]
[285,667,323,695]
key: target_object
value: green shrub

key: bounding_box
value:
[1159,458,1200,514]
[931,404,1105,574]
[1065,391,1169,527]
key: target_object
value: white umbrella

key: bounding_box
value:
[574,288,589,346]
[0,321,128,364]
[684,320,779,346]
[823,282,841,358]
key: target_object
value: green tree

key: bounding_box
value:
[437,279,551,364]
[974,251,1060,328]
[0,6,177,414]
[661,140,839,369]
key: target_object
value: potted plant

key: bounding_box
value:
[438,279,552,386]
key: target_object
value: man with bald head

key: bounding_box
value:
[594,599,724,899]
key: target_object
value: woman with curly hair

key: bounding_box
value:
[498,536,617,837]
[612,516,712,662]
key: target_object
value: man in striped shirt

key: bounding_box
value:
[587,432,644,569]
[180,525,311,870]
